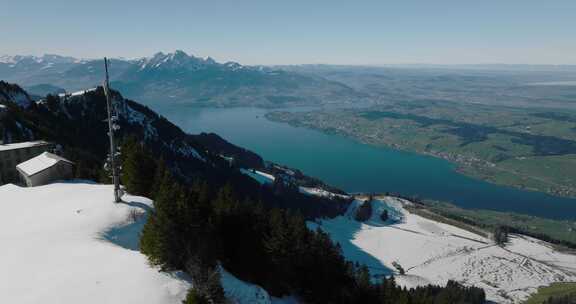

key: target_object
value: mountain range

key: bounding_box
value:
[0,51,360,107]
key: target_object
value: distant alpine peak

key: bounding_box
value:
[0,54,81,65]
[1,51,248,73]
[138,50,245,71]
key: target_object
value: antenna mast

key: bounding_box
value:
[103,57,122,203]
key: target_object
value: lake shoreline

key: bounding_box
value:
[265,112,576,200]
[159,106,576,220]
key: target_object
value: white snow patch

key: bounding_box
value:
[0,140,50,152]
[0,182,190,304]
[240,169,275,184]
[220,267,271,304]
[312,196,576,304]
[220,267,299,304]
[298,186,350,199]
[58,88,97,98]
[255,170,275,181]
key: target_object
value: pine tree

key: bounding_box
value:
[355,200,373,222]
[494,226,509,246]
[380,209,389,222]
[121,137,157,197]
[182,288,209,304]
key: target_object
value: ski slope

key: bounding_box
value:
[309,197,576,304]
[0,182,190,304]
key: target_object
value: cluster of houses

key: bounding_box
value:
[0,140,74,187]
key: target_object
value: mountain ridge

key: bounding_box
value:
[0,51,361,108]
[0,81,349,218]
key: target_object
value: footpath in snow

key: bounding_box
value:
[310,196,576,304]
[0,182,190,304]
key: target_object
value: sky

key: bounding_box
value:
[1,0,575,65]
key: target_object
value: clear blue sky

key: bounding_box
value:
[1,0,575,65]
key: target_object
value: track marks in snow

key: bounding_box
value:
[312,196,576,304]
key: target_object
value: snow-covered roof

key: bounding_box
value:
[0,141,51,152]
[16,152,73,177]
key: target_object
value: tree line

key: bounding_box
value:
[121,143,485,304]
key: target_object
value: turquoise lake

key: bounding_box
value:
[159,106,576,220]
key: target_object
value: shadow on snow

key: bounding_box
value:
[101,198,152,251]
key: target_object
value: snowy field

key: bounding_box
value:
[3,181,572,303]
[309,197,576,304]
[0,182,190,304]
[0,181,298,304]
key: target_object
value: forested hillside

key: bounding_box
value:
[0,82,350,218]
[0,82,485,303]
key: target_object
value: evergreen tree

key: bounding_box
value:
[494,226,509,246]
[182,288,210,304]
[137,151,486,304]
[121,137,157,197]
[380,209,389,222]
[355,200,373,222]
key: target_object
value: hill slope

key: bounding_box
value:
[0,182,191,304]
[0,82,349,218]
[310,196,576,303]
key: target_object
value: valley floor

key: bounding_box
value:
[309,197,576,304]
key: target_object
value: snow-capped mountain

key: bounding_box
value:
[0,54,85,90]
[0,54,82,71]
[136,50,224,71]
[0,50,360,107]
[0,54,78,65]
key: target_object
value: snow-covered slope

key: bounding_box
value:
[0,182,190,304]
[299,186,350,199]
[240,168,275,184]
[220,267,299,304]
[309,197,576,304]
[220,267,272,304]
[39,87,206,161]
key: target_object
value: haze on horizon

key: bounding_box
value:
[1,0,575,65]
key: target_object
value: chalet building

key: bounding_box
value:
[16,152,74,187]
[0,141,54,184]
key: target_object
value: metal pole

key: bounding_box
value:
[103,57,121,203]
